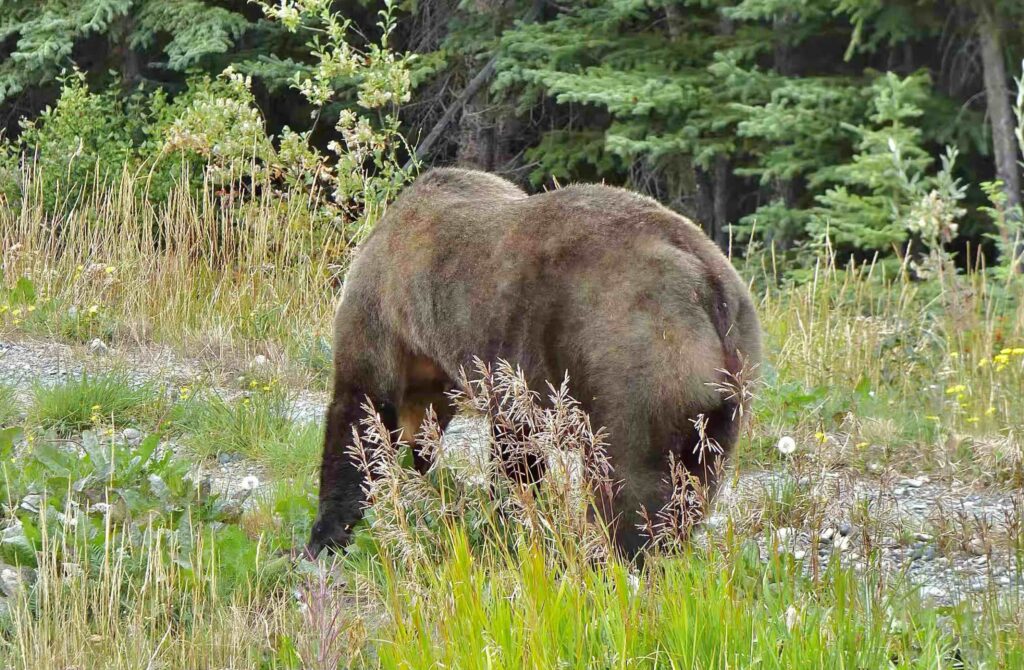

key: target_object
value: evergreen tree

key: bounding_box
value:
[0,0,252,103]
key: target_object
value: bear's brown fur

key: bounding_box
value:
[308,168,762,559]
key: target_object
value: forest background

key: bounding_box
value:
[2,0,1023,276]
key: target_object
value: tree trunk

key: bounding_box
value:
[456,88,496,170]
[977,8,1023,269]
[772,11,799,249]
[713,154,731,250]
[695,166,715,237]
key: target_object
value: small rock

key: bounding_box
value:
[88,339,109,356]
[838,522,854,537]
[914,532,932,542]
[833,535,852,552]
[62,562,83,577]
[899,477,924,488]
[0,565,33,599]
[999,576,1011,586]
[121,428,142,446]
[967,538,988,556]
[923,547,937,561]
[217,452,241,465]
[911,546,926,561]
[793,549,806,560]
[820,527,836,541]
[785,605,799,631]
[920,585,946,600]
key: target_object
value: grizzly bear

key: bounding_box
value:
[308,168,762,559]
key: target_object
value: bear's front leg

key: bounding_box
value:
[308,386,397,558]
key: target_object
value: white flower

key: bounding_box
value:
[240,475,261,491]
[777,436,796,455]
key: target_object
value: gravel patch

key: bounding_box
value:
[2,336,1021,606]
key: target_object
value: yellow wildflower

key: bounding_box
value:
[26,305,35,312]
[88,304,99,315]
[966,417,979,424]
[979,358,990,368]
[1012,348,1024,356]
[985,406,996,416]
[949,352,959,358]
[945,384,967,395]
[1000,347,1012,355]
[105,266,115,274]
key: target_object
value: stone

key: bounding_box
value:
[0,564,33,599]
[899,477,924,489]
[838,522,854,537]
[121,428,143,446]
[88,339,109,356]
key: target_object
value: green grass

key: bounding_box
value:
[363,528,1022,669]
[0,382,19,427]
[173,384,321,479]
[28,372,165,434]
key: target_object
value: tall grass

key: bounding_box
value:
[0,165,344,350]
[748,248,1024,478]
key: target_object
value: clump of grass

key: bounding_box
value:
[0,382,20,427]
[174,382,320,479]
[28,372,163,434]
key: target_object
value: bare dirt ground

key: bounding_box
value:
[2,335,1020,605]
